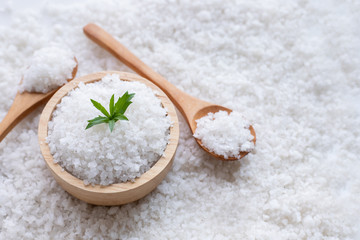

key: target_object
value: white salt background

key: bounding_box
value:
[1,0,360,239]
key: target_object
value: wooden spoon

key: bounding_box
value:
[0,58,78,142]
[83,23,256,161]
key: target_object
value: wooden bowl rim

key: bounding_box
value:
[38,71,179,194]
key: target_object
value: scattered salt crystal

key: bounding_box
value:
[0,0,358,238]
[47,74,171,185]
[194,111,254,159]
[18,46,76,93]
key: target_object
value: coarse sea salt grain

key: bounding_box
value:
[1,1,360,239]
[194,111,254,159]
[46,74,171,186]
[18,46,76,93]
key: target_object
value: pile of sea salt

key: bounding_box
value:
[194,111,254,159]
[19,46,76,93]
[47,74,171,186]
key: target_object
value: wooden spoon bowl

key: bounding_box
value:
[38,71,179,206]
[0,57,78,142]
[192,105,256,161]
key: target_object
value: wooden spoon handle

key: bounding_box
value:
[0,92,51,142]
[83,23,201,122]
[0,105,22,142]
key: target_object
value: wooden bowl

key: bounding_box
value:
[38,71,179,206]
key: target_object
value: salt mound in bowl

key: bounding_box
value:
[38,71,179,206]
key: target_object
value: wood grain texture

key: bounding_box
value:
[83,23,256,161]
[38,71,179,206]
[0,57,78,142]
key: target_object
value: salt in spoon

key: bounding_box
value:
[83,23,255,161]
[0,58,78,142]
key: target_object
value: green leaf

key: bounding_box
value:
[85,116,109,129]
[109,94,115,116]
[108,120,115,132]
[114,91,135,114]
[86,92,135,132]
[113,113,129,121]
[88,116,109,122]
[90,99,110,118]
